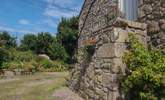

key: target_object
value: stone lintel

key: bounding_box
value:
[113,17,147,30]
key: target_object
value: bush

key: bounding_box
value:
[8,49,36,62]
[22,61,36,71]
[50,61,68,72]
[40,59,54,69]
[38,59,68,72]
[122,33,165,100]
[2,61,37,72]
[0,48,9,68]
[2,61,23,69]
[48,40,69,62]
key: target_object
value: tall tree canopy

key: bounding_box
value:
[20,34,37,51]
[36,32,54,54]
[48,38,68,62]
[20,32,54,54]
[0,31,16,48]
[57,16,79,63]
[19,16,79,63]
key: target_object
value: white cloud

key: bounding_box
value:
[45,0,73,7]
[18,19,30,25]
[43,0,80,18]
[0,25,35,34]
[43,18,58,28]
[44,8,77,18]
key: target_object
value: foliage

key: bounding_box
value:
[2,61,23,69]
[2,60,36,71]
[8,48,36,62]
[20,34,37,51]
[122,33,165,100]
[0,16,78,71]
[57,16,79,63]
[36,32,53,54]
[20,32,54,55]
[18,16,78,64]
[22,61,37,71]
[38,59,68,72]
[1,48,37,70]
[48,39,68,62]
[40,59,54,69]
[85,45,95,56]
[1,48,67,72]
[84,45,95,62]
[0,48,9,68]
[19,32,69,64]
[0,31,17,48]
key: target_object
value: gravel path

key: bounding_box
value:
[53,87,84,100]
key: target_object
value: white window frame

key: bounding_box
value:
[118,0,138,21]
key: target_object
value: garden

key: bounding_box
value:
[0,16,80,100]
[0,16,78,76]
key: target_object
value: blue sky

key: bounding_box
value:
[0,0,83,39]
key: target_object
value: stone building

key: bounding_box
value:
[69,0,165,100]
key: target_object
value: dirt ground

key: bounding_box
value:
[0,72,83,100]
[53,87,83,100]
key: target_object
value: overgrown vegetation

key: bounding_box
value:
[57,16,79,63]
[84,45,95,62]
[0,48,9,68]
[122,33,165,100]
[0,16,78,73]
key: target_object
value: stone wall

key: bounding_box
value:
[69,18,147,100]
[68,0,165,100]
[79,0,165,50]
[78,0,118,47]
[138,0,165,51]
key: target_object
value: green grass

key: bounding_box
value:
[0,72,68,100]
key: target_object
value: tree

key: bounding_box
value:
[0,47,9,68]
[48,38,68,62]
[57,16,79,63]
[0,31,17,48]
[20,34,37,51]
[36,32,53,54]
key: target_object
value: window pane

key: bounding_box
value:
[118,0,138,20]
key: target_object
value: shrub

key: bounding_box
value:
[38,59,68,72]
[48,40,69,62]
[41,59,54,69]
[22,61,36,71]
[0,48,9,68]
[7,49,36,62]
[50,61,68,72]
[2,61,23,69]
[2,61,38,72]
[122,33,165,100]
[84,45,95,62]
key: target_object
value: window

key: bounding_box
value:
[118,0,138,21]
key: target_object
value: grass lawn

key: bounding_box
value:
[0,72,68,100]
